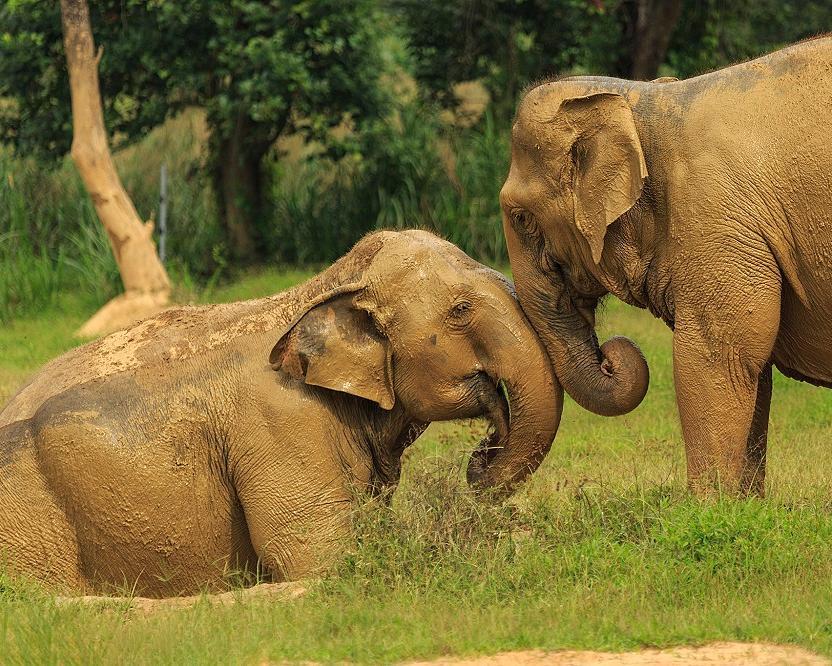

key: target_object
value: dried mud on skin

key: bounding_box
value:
[55,580,308,615]
[403,643,829,665]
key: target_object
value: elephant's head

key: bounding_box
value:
[499,82,649,417]
[271,230,562,495]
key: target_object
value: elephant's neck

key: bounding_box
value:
[342,401,423,492]
[604,195,674,326]
[600,107,676,325]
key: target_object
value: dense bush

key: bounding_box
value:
[2,1,830,321]
[270,100,508,266]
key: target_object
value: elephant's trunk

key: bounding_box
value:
[504,221,648,417]
[465,276,563,495]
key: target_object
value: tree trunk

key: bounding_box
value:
[60,0,171,337]
[618,0,684,80]
[213,114,274,264]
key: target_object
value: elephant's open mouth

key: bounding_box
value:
[467,374,511,482]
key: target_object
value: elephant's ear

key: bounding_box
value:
[559,92,648,264]
[269,289,395,410]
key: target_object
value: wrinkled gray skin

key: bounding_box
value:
[501,38,832,496]
[0,231,561,597]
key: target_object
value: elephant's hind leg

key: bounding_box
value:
[0,421,83,590]
[741,362,772,497]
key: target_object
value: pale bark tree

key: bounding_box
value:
[60,0,171,337]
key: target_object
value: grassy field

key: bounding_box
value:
[2,270,832,664]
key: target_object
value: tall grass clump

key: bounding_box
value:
[0,110,225,321]
[0,149,118,321]
[322,432,832,612]
[431,110,509,262]
[369,104,510,263]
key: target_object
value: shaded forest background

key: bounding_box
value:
[1,0,829,320]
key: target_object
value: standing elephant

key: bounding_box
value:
[0,230,561,596]
[500,37,832,496]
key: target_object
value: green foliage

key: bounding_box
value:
[0,0,388,259]
[0,99,510,320]
[270,96,509,266]
[0,0,386,158]
[666,0,832,78]
[0,149,118,320]
[392,0,619,116]
[393,0,832,117]
[0,111,224,321]
[1,0,831,315]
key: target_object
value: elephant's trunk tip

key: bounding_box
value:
[466,372,562,498]
[596,335,649,415]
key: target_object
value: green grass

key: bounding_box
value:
[2,270,832,664]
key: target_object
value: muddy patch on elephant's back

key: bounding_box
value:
[404,642,828,665]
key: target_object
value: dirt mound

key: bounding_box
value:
[407,642,828,665]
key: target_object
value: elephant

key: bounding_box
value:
[499,36,832,497]
[0,230,561,597]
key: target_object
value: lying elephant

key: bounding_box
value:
[499,36,832,496]
[0,230,561,596]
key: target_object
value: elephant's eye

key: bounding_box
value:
[542,251,561,275]
[447,300,473,326]
[512,209,539,236]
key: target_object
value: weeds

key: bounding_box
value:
[323,440,832,612]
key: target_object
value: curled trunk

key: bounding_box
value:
[536,306,648,417]
[504,221,648,417]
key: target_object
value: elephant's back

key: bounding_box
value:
[0,297,290,427]
[0,233,383,427]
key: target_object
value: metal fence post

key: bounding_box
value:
[158,163,168,264]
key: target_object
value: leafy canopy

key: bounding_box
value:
[0,0,387,161]
[392,0,832,118]
[391,0,618,115]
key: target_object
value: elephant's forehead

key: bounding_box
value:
[515,83,566,123]
[377,250,467,293]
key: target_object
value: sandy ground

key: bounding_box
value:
[57,586,828,664]
[55,581,308,615]
[406,643,829,665]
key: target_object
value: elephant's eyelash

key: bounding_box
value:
[450,301,472,316]
[511,209,539,236]
[446,300,474,327]
[541,251,560,274]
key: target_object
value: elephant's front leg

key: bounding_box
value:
[232,439,356,582]
[672,278,780,497]
[235,472,354,581]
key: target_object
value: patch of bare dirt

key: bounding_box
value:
[405,643,828,665]
[56,580,308,615]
